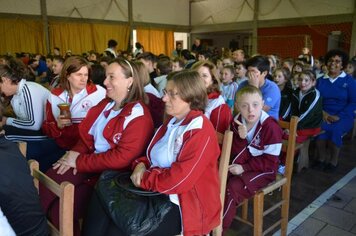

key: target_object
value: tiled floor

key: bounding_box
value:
[281,169,356,236]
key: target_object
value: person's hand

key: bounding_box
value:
[322,111,339,124]
[235,119,247,139]
[229,164,244,175]
[327,115,339,123]
[131,163,146,187]
[57,115,72,129]
[247,71,260,87]
[322,111,330,123]
[53,151,79,175]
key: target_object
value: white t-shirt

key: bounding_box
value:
[0,208,16,236]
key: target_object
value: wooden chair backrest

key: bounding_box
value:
[278,116,298,186]
[233,116,299,236]
[213,130,233,236]
[28,160,74,236]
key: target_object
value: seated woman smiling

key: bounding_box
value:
[83,70,222,236]
[40,58,154,236]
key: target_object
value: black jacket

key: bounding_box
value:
[290,88,323,130]
[0,135,48,236]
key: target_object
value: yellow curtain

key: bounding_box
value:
[92,23,130,53]
[49,22,94,55]
[0,18,45,55]
[136,28,174,56]
[49,21,130,55]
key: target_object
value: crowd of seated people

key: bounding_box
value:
[1,41,356,235]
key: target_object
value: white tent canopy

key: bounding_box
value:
[0,0,355,55]
[1,0,353,27]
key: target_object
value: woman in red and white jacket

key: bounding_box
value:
[42,56,106,150]
[192,60,232,134]
[83,70,221,236]
[40,59,154,236]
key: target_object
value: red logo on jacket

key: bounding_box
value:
[81,100,93,111]
[113,133,122,144]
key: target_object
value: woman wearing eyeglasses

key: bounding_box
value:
[314,49,356,172]
[192,60,232,134]
[83,70,221,236]
[40,58,154,236]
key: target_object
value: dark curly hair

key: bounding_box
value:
[324,49,349,70]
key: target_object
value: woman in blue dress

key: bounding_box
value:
[314,49,356,172]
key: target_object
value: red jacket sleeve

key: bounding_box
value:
[76,116,154,173]
[42,100,61,138]
[131,156,151,170]
[140,128,220,194]
[241,153,279,173]
[71,137,91,154]
[42,100,80,150]
[210,104,232,134]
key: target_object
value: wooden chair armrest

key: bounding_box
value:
[28,159,74,236]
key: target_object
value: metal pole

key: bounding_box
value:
[252,0,259,55]
[349,0,356,56]
[189,0,192,51]
[40,0,50,54]
[128,0,133,52]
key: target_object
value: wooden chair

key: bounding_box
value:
[212,130,234,236]
[28,159,74,236]
[234,116,298,236]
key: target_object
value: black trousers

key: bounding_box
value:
[82,190,182,236]
[4,126,66,172]
[3,125,47,141]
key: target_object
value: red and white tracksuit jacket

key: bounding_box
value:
[144,83,164,128]
[42,83,106,149]
[205,91,232,134]
[74,98,154,173]
[133,110,221,236]
[40,98,154,236]
[223,111,283,230]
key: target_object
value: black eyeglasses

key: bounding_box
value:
[162,89,179,98]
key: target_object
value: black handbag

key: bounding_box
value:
[95,170,173,236]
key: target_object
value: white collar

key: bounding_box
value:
[323,71,347,83]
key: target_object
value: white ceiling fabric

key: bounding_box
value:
[0,0,353,26]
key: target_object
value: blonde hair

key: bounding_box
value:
[132,60,150,86]
[236,85,262,102]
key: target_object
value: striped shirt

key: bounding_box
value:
[6,79,49,131]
